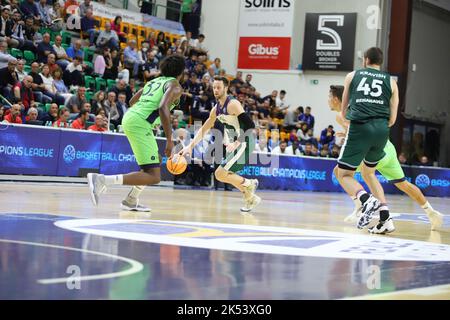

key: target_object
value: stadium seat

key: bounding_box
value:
[11,48,23,58]
[85,91,93,102]
[100,17,109,29]
[93,16,102,29]
[95,77,107,91]
[61,31,72,46]
[44,103,52,112]
[120,42,127,50]
[23,50,35,65]
[85,121,94,128]
[130,24,139,37]
[84,61,94,70]
[84,75,95,91]
[24,65,31,73]
[121,22,130,34]
[137,36,145,49]
[107,79,116,90]
[138,26,146,38]
[61,43,69,50]
[83,48,95,63]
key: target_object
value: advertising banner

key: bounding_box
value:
[237,0,295,70]
[302,13,357,71]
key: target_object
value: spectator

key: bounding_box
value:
[303,142,317,157]
[195,34,208,54]
[13,75,36,114]
[52,67,72,105]
[23,15,36,44]
[40,102,58,125]
[142,50,159,81]
[71,109,90,130]
[91,90,106,114]
[15,58,27,81]
[96,22,119,50]
[29,62,52,104]
[211,58,221,75]
[0,58,19,101]
[3,103,22,124]
[37,0,51,26]
[101,47,115,79]
[53,107,70,128]
[245,74,253,86]
[299,106,315,130]
[10,11,36,53]
[66,39,83,60]
[110,79,132,104]
[277,90,290,111]
[417,155,432,167]
[110,16,127,43]
[254,138,269,153]
[0,40,15,69]
[398,152,408,165]
[263,90,278,108]
[330,145,340,159]
[287,140,303,156]
[53,35,70,69]
[25,107,40,125]
[48,1,64,32]
[0,105,4,122]
[88,114,106,131]
[320,125,335,146]
[79,0,93,17]
[272,141,293,155]
[20,0,41,21]
[155,31,170,56]
[0,7,19,48]
[36,32,56,63]
[116,92,128,115]
[80,9,98,47]
[104,91,120,128]
[124,39,144,78]
[231,71,244,87]
[63,56,84,88]
[67,86,86,113]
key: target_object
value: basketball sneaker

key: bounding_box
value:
[357,195,381,229]
[87,173,107,206]
[121,200,151,212]
[368,218,396,234]
[427,209,444,231]
[344,207,362,223]
[241,179,261,213]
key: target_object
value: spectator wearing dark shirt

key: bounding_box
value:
[142,50,159,81]
[40,102,58,126]
[20,0,41,21]
[298,106,315,130]
[0,58,19,101]
[29,62,52,104]
[109,79,132,105]
[0,7,20,48]
[13,75,37,116]
[80,9,98,46]
[67,86,87,113]
[230,71,244,88]
[320,125,335,146]
[37,33,56,63]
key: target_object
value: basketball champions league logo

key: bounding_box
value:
[415,174,431,189]
[63,145,77,164]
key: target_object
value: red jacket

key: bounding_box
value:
[4,113,23,124]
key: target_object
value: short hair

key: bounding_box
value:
[280,90,286,95]
[330,85,344,101]
[213,76,229,87]
[198,34,205,39]
[159,54,185,78]
[79,109,90,117]
[306,106,311,110]
[364,47,384,65]
[27,107,38,115]
[59,107,69,116]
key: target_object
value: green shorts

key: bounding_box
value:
[122,111,160,169]
[221,135,255,173]
[338,118,389,170]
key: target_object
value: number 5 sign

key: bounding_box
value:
[302,13,357,71]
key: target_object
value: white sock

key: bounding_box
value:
[242,179,251,188]
[352,197,361,209]
[422,201,434,215]
[125,186,145,204]
[104,175,124,186]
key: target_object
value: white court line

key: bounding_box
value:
[0,239,144,285]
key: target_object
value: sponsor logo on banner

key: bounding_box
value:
[55,219,450,262]
[63,145,76,164]
[238,37,291,70]
[415,174,431,189]
[302,13,357,71]
[238,0,294,70]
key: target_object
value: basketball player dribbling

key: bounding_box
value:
[181,76,261,213]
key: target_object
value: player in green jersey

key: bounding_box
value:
[87,55,186,211]
[335,47,399,233]
[329,85,443,232]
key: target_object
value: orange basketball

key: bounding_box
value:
[166,154,188,175]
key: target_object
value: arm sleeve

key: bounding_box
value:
[237,112,255,143]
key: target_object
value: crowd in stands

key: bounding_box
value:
[0,0,436,169]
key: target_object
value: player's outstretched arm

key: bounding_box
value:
[182,107,217,156]
[341,72,354,120]
[129,88,144,107]
[389,78,399,127]
[159,81,182,157]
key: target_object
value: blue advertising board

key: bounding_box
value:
[0,124,449,198]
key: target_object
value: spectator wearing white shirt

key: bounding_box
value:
[0,40,14,69]
[15,58,27,81]
[271,141,294,155]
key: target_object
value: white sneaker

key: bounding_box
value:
[121,200,151,212]
[357,195,381,229]
[87,173,107,206]
[427,210,444,231]
[241,194,261,213]
[344,207,362,223]
[368,218,396,234]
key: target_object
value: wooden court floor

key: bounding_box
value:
[0,181,449,299]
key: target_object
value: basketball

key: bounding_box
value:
[166,154,188,175]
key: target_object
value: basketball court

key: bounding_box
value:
[1,180,448,300]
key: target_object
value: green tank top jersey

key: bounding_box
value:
[347,68,392,122]
[130,76,179,127]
